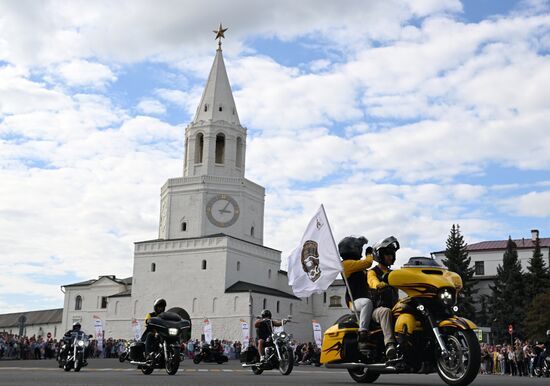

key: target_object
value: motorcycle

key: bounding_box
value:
[57,331,91,372]
[241,317,294,375]
[192,343,229,364]
[534,355,550,377]
[321,256,481,386]
[128,307,191,375]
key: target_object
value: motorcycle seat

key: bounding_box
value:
[335,313,381,330]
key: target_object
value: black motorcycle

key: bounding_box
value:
[57,331,91,372]
[535,355,550,377]
[193,344,229,364]
[128,307,191,375]
[241,318,294,375]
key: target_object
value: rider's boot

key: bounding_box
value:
[357,330,369,353]
[385,343,397,360]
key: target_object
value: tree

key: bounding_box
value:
[476,295,490,327]
[525,290,550,343]
[442,224,477,321]
[489,237,526,342]
[525,236,550,300]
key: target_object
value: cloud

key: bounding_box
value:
[500,190,550,217]
[137,98,166,115]
[56,59,116,87]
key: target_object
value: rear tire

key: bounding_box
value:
[166,359,179,375]
[347,368,380,383]
[193,355,201,364]
[141,365,154,375]
[252,365,264,375]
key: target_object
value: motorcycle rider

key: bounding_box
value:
[254,309,287,363]
[367,236,399,359]
[61,322,88,365]
[338,236,374,352]
[142,298,167,360]
[535,330,550,373]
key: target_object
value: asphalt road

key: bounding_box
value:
[0,359,548,386]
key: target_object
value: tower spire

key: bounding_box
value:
[213,23,228,50]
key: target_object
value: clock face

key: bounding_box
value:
[206,194,240,228]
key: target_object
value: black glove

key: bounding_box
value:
[365,246,373,255]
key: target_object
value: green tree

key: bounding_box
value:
[476,295,490,327]
[442,224,477,321]
[525,236,550,299]
[489,237,526,342]
[525,290,550,342]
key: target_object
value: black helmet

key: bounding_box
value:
[338,236,368,260]
[373,236,400,266]
[72,322,81,330]
[153,298,167,312]
[261,309,272,319]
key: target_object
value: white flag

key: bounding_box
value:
[312,320,322,347]
[287,205,342,298]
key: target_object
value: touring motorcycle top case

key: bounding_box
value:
[321,257,481,386]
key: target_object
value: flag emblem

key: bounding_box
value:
[301,240,321,282]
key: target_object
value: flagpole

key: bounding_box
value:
[321,204,360,323]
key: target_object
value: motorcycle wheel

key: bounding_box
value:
[63,361,73,372]
[193,355,202,364]
[436,329,480,386]
[347,368,380,383]
[74,363,82,372]
[252,365,264,375]
[166,358,179,375]
[278,345,294,375]
[119,353,127,363]
[141,365,154,375]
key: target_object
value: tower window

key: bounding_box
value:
[202,260,207,270]
[151,263,156,272]
[251,226,255,237]
[236,137,243,168]
[268,269,271,279]
[262,298,267,309]
[276,301,280,313]
[75,295,82,311]
[237,261,240,271]
[204,104,208,112]
[215,134,225,164]
[323,292,327,304]
[181,222,187,232]
[195,133,204,164]
[218,105,223,112]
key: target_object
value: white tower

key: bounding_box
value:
[158,32,264,245]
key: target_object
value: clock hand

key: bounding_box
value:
[221,201,231,211]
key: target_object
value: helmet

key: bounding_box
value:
[72,322,81,331]
[338,236,368,260]
[373,236,400,265]
[261,309,272,319]
[153,298,167,313]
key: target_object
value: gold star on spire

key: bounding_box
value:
[213,23,228,50]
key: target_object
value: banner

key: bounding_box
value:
[131,319,141,341]
[93,315,103,352]
[287,204,343,297]
[240,319,249,350]
[203,318,213,343]
[312,320,322,347]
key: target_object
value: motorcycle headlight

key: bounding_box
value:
[279,332,287,339]
[77,340,85,347]
[168,328,178,336]
[438,288,456,307]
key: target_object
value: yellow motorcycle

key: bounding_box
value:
[321,257,480,386]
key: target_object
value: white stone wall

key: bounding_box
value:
[1,323,62,340]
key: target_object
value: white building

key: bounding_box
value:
[432,229,550,305]
[57,39,349,342]
[0,309,62,340]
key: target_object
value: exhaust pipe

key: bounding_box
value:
[325,362,397,373]
[130,360,148,366]
[241,363,260,368]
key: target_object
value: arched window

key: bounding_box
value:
[236,137,243,168]
[262,298,267,310]
[323,292,327,304]
[215,134,225,164]
[234,296,239,312]
[268,269,271,279]
[75,295,82,311]
[251,226,255,237]
[184,137,188,169]
[192,298,198,313]
[115,301,119,315]
[195,133,204,164]
[181,222,187,232]
[276,301,280,313]
[218,104,223,112]
[329,296,342,307]
[204,104,208,112]
[237,261,240,271]
[202,260,207,270]
[151,263,156,272]
[212,297,217,313]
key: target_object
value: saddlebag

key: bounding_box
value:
[129,341,145,361]
[239,346,258,363]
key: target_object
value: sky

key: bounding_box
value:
[0,0,549,313]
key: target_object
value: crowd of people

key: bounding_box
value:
[0,333,58,360]
[480,338,548,377]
